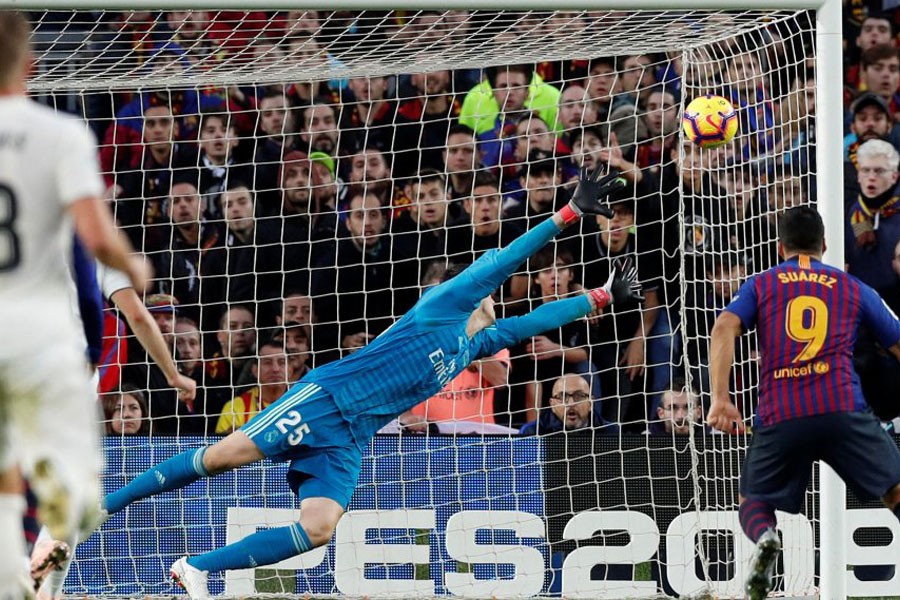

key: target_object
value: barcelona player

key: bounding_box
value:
[95,167,642,599]
[707,206,900,600]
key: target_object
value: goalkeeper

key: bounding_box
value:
[99,168,642,599]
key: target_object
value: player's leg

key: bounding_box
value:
[818,412,900,526]
[0,466,29,599]
[105,430,263,515]
[884,483,900,523]
[739,421,814,600]
[171,391,361,598]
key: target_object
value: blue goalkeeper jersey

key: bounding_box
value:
[302,217,593,446]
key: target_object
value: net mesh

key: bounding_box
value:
[15,7,848,599]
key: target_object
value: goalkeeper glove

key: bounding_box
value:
[562,166,627,223]
[589,258,645,309]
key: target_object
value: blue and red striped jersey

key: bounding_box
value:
[726,255,900,426]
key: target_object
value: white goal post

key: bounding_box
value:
[2,0,857,598]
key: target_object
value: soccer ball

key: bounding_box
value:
[682,95,739,148]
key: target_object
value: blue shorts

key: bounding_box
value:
[741,411,900,513]
[241,382,362,509]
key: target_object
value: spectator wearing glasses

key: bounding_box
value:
[519,373,614,435]
[847,139,900,295]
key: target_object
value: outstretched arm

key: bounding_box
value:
[422,168,626,318]
[473,260,644,358]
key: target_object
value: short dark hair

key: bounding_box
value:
[487,64,534,88]
[199,111,230,132]
[446,122,475,141]
[410,168,447,189]
[862,44,900,70]
[472,170,500,191]
[778,206,824,254]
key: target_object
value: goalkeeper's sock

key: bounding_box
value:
[0,494,27,597]
[105,447,209,515]
[188,522,313,572]
[739,498,777,543]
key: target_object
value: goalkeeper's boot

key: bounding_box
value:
[745,528,780,600]
[170,556,211,600]
[30,539,70,594]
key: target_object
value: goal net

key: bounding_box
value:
[17,5,892,599]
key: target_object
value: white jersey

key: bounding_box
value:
[0,96,104,309]
[0,97,104,537]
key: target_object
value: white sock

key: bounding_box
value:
[35,526,76,600]
[0,494,28,599]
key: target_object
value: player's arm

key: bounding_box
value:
[423,169,626,317]
[707,311,745,433]
[69,197,149,294]
[108,287,197,404]
[858,283,900,364]
[474,262,643,357]
[72,235,104,368]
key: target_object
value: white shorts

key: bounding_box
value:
[0,304,102,535]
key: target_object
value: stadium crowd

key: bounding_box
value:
[31,7,900,436]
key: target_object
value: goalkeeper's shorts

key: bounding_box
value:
[741,410,900,513]
[242,382,362,509]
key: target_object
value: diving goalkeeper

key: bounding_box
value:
[99,168,642,599]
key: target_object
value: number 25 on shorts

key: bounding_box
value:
[275,410,310,446]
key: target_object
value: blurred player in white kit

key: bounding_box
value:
[0,11,148,598]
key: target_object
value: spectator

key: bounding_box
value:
[190,112,250,213]
[446,170,527,300]
[340,75,397,155]
[557,83,598,154]
[460,63,561,138]
[858,44,900,121]
[311,191,397,355]
[519,373,614,435]
[443,123,478,205]
[501,115,559,190]
[113,101,188,252]
[123,293,202,435]
[468,64,560,169]
[255,152,328,317]
[205,304,257,416]
[582,199,662,428]
[101,385,149,436]
[342,146,395,206]
[507,247,598,424]
[253,91,296,206]
[393,169,452,311]
[650,383,705,436]
[503,155,591,260]
[151,176,219,316]
[278,321,313,382]
[845,92,897,204]
[161,10,220,65]
[846,13,896,100]
[215,340,289,434]
[846,139,900,295]
[585,57,641,149]
[295,99,340,157]
[100,88,222,188]
[722,48,776,161]
[636,86,680,175]
[202,183,263,324]
[394,69,462,178]
[618,54,656,106]
[310,151,340,213]
[276,290,333,365]
[175,316,203,382]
